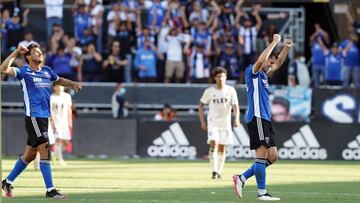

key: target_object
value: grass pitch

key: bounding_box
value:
[1,158,360,203]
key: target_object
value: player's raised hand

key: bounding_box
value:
[272,34,281,44]
[284,39,293,48]
[17,44,29,54]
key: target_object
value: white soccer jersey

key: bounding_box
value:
[50,92,72,131]
[200,85,239,130]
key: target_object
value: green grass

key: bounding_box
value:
[1,158,360,203]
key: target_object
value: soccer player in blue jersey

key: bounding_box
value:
[1,43,81,199]
[232,34,293,201]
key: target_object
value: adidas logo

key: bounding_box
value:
[228,124,255,159]
[147,122,196,158]
[342,135,360,160]
[279,125,327,160]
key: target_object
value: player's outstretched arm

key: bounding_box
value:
[253,34,281,74]
[1,44,28,77]
[271,39,293,73]
[54,77,82,91]
[198,102,207,131]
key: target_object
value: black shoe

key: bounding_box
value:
[2,179,14,197]
[46,189,66,199]
[212,171,217,179]
[216,173,222,179]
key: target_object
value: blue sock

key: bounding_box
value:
[241,159,272,182]
[254,159,266,191]
[6,157,28,184]
[40,160,54,191]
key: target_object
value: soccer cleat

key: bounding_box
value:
[46,189,66,199]
[216,173,222,179]
[2,179,14,197]
[257,193,280,201]
[232,175,244,198]
[212,171,217,179]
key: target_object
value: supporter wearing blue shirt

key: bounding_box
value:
[0,43,81,199]
[340,33,360,88]
[74,4,91,42]
[319,41,343,86]
[52,46,72,79]
[218,44,241,80]
[134,40,163,82]
[309,24,329,88]
[147,0,166,31]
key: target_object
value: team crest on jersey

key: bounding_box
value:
[44,71,51,79]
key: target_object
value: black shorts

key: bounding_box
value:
[25,116,49,147]
[247,117,277,150]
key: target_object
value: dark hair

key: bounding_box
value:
[272,97,290,113]
[269,50,278,60]
[212,67,227,78]
[24,43,40,64]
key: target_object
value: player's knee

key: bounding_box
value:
[218,145,226,153]
[268,151,278,163]
[209,141,217,149]
[39,142,51,160]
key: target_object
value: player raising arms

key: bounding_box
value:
[232,34,293,201]
[1,43,81,199]
[199,67,240,179]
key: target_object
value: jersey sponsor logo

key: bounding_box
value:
[342,134,360,160]
[147,122,196,158]
[212,98,228,104]
[33,77,43,82]
[279,125,327,160]
[227,124,255,159]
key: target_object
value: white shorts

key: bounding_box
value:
[207,127,233,145]
[54,125,71,141]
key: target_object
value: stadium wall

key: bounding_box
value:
[2,115,360,160]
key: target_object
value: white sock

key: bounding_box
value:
[209,147,218,173]
[217,152,226,175]
[258,189,267,196]
[55,143,64,162]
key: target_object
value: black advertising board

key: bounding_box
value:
[137,120,360,160]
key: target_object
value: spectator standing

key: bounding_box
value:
[134,40,163,82]
[115,21,134,82]
[74,3,92,44]
[88,0,104,53]
[309,23,329,88]
[52,46,73,80]
[81,43,102,82]
[288,53,311,87]
[341,32,360,88]
[102,40,128,83]
[5,9,29,51]
[44,0,63,40]
[319,40,343,86]
[66,37,83,81]
[238,11,262,71]
[164,28,186,83]
[186,43,210,83]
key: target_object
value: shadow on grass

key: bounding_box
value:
[2,181,360,203]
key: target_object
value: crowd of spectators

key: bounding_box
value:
[0,0,290,84]
[1,0,359,88]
